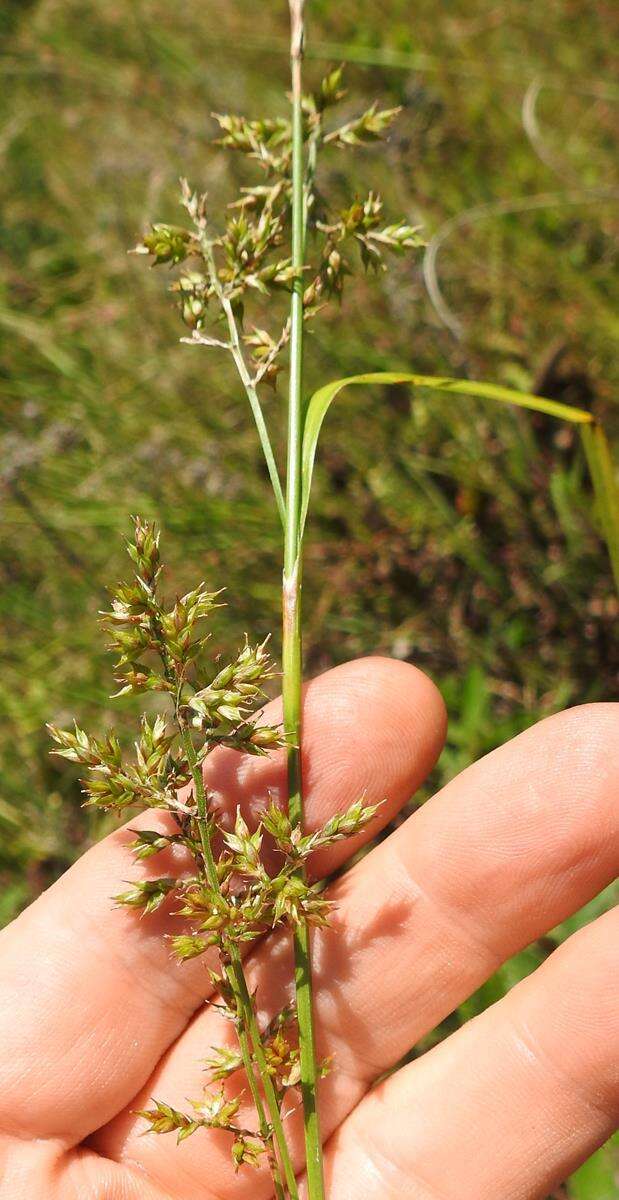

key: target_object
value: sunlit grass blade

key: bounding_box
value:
[301,371,618,599]
[580,421,619,595]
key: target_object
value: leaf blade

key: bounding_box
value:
[580,421,619,595]
[301,371,618,595]
[300,369,597,537]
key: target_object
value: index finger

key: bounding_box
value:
[0,657,445,1145]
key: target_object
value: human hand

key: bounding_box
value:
[0,658,617,1199]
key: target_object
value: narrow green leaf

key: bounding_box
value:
[580,421,619,595]
[300,372,619,599]
[301,371,595,532]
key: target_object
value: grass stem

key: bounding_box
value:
[199,234,286,527]
[283,4,326,1198]
[180,727,297,1200]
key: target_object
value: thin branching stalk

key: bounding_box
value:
[146,596,289,1196]
[228,955,300,1200]
[283,3,326,1199]
[180,723,298,1199]
[198,232,286,526]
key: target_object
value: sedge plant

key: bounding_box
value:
[49,2,619,1199]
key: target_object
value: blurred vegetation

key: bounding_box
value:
[1,1,617,1192]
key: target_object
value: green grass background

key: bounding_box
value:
[1,1,618,1193]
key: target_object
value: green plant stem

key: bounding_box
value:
[284,4,325,1200]
[229,987,286,1200]
[303,123,320,235]
[227,952,299,1200]
[180,727,297,1200]
[199,234,286,527]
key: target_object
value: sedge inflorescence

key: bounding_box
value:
[49,518,378,1187]
[134,64,423,394]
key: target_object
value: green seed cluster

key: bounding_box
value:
[134,65,423,386]
[49,519,378,1177]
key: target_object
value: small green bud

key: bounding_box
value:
[114,877,176,915]
[139,224,192,265]
[171,933,210,961]
[129,829,174,860]
[205,1045,244,1081]
[261,802,292,846]
[135,1100,198,1142]
[231,1137,264,1171]
[249,726,283,750]
[324,102,402,148]
[191,1088,241,1129]
[317,64,346,111]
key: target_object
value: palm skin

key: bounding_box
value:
[0,657,617,1200]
